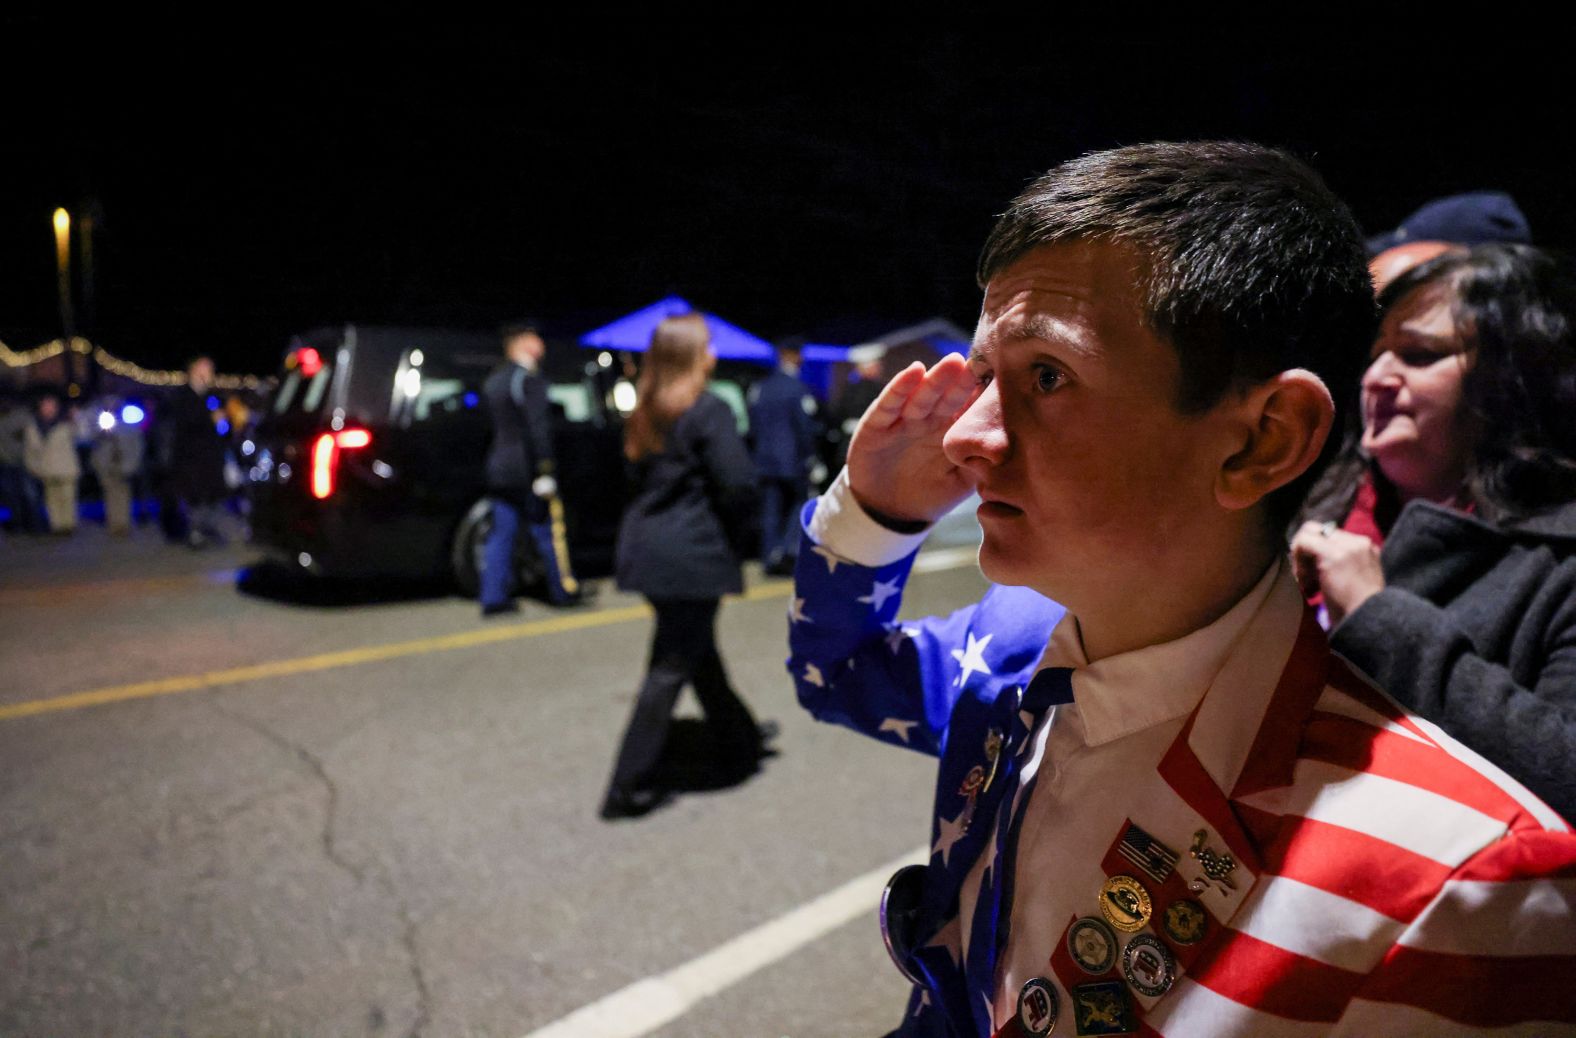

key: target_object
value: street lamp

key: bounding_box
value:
[53,207,78,392]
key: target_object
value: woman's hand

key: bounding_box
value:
[1290,522,1386,626]
[846,355,981,524]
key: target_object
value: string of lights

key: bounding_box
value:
[0,337,262,390]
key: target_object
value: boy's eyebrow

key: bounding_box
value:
[973,313,1100,361]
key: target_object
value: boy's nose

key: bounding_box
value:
[942,381,1008,474]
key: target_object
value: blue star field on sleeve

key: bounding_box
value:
[879,717,920,743]
[932,809,969,867]
[810,544,845,574]
[950,631,995,687]
[885,624,920,654]
[857,576,903,613]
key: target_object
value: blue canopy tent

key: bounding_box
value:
[799,319,970,400]
[579,296,777,365]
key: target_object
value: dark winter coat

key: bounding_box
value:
[615,392,757,600]
[166,387,228,504]
[1329,498,1576,821]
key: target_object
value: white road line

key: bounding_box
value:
[520,844,929,1038]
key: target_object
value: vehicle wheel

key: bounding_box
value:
[450,498,547,599]
[451,499,492,598]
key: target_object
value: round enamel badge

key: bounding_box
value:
[1066,916,1119,974]
[1121,933,1176,998]
[1161,898,1208,946]
[1098,875,1152,933]
[1017,977,1059,1036]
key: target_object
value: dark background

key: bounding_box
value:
[5,21,1573,374]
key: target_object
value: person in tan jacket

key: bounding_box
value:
[24,394,81,534]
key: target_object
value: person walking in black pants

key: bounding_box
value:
[601,313,768,819]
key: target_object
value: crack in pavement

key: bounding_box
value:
[210,703,433,1037]
[211,703,365,886]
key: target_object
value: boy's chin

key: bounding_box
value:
[976,540,1028,588]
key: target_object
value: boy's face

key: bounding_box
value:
[944,241,1243,610]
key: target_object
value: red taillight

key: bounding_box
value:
[297,347,323,377]
[309,428,372,500]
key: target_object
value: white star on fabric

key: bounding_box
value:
[802,662,825,688]
[982,993,995,1026]
[878,717,918,743]
[810,544,844,574]
[912,990,931,1017]
[924,917,963,967]
[857,577,902,612]
[788,598,811,624]
[950,631,995,687]
[884,625,919,655]
[932,809,968,867]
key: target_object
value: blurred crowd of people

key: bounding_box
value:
[0,356,261,547]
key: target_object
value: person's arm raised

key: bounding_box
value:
[845,355,980,525]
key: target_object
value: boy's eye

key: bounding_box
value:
[1033,364,1066,393]
[972,366,994,388]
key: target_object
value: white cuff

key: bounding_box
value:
[805,467,931,568]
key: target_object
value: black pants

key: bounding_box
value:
[607,598,760,791]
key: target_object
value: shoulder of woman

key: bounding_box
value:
[675,391,725,430]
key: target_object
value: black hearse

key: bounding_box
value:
[245,325,627,594]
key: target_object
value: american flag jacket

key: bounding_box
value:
[788,511,1576,1037]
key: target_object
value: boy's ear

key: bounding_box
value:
[1215,370,1334,512]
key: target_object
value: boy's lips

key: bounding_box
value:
[978,494,1024,518]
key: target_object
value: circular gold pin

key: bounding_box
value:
[1161,898,1208,946]
[1098,875,1152,933]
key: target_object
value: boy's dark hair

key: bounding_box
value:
[977,141,1378,535]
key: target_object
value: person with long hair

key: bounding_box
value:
[600,313,768,819]
[1294,243,1576,820]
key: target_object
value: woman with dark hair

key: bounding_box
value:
[1294,243,1576,820]
[600,313,768,819]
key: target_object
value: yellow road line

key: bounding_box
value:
[0,547,977,725]
[0,580,796,723]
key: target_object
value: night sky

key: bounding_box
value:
[5,22,1573,375]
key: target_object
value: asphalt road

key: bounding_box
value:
[0,514,986,1037]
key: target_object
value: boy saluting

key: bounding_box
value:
[789,143,1575,1037]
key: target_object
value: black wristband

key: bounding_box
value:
[862,504,932,535]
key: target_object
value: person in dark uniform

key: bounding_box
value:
[831,352,887,471]
[479,322,579,614]
[747,338,819,575]
[600,313,769,819]
[166,357,230,547]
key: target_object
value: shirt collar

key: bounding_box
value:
[1041,559,1284,746]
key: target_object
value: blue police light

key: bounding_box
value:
[206,395,220,411]
[463,392,479,408]
[216,419,231,436]
[121,403,146,425]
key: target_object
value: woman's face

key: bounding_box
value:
[1361,280,1474,501]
